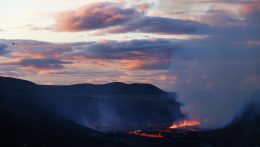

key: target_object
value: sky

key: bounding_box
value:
[0,0,260,127]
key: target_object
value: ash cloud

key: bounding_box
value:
[171,2,260,128]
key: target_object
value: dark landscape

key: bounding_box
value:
[0,76,259,147]
[1,0,260,146]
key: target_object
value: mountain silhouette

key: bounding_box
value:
[0,76,183,146]
[41,82,166,95]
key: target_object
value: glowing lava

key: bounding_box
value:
[127,120,201,138]
[128,130,164,138]
[169,120,201,129]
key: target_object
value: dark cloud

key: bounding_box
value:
[95,16,210,35]
[13,58,72,70]
[0,43,9,55]
[68,39,175,59]
[57,2,143,32]
[66,39,180,70]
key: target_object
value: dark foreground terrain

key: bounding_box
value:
[0,76,259,147]
[0,109,128,147]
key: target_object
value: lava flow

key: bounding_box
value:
[128,130,164,138]
[169,120,201,129]
[127,120,201,139]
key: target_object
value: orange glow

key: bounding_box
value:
[128,130,164,138]
[169,120,201,129]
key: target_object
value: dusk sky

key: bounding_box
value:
[0,0,260,127]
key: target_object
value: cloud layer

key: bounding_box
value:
[57,2,143,32]
[56,2,211,35]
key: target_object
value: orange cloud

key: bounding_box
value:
[56,2,142,32]
[239,2,260,16]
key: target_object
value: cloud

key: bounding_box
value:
[154,0,211,19]
[196,0,260,27]
[201,0,259,4]
[0,71,21,77]
[1,39,180,72]
[65,39,179,70]
[94,16,210,35]
[239,2,260,25]
[124,59,172,70]
[57,2,143,32]
[56,2,211,35]
[6,58,72,72]
[68,39,174,59]
[198,9,243,27]
[0,43,9,55]
[8,40,72,58]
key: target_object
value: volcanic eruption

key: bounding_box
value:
[127,119,202,139]
[169,120,201,129]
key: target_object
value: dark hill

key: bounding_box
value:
[0,76,39,93]
[0,76,165,95]
[0,76,183,131]
[0,109,130,147]
[41,82,166,95]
